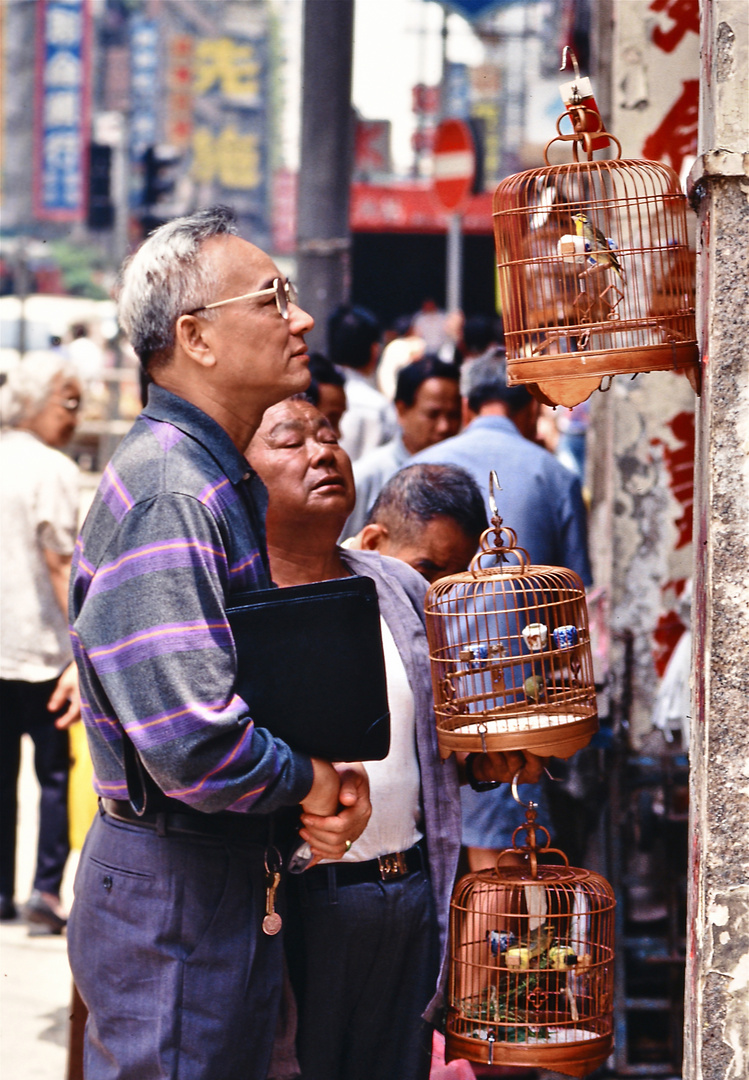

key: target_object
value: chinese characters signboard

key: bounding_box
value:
[190,31,269,241]
[33,0,92,222]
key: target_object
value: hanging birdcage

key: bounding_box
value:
[493,65,699,408]
[424,473,597,761]
[446,786,615,1076]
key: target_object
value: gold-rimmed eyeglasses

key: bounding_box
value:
[188,278,299,320]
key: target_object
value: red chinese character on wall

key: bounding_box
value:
[642,79,698,175]
[650,410,695,676]
[649,0,699,53]
[651,410,694,552]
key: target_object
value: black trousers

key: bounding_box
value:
[0,677,70,899]
[286,866,438,1080]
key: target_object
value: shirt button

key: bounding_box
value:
[242,471,251,481]
[102,875,113,891]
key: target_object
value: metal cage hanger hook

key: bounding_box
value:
[511,770,539,809]
[560,46,581,81]
[489,469,502,520]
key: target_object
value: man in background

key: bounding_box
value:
[412,355,592,871]
[328,304,395,461]
[0,352,82,932]
[341,357,461,540]
[376,314,426,401]
[305,352,347,439]
[345,463,487,584]
[414,354,591,583]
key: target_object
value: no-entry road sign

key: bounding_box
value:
[432,118,475,213]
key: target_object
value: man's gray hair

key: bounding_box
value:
[460,352,532,413]
[0,351,80,428]
[117,205,238,368]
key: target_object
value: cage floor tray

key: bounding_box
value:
[446,1027,612,1077]
[437,712,598,759]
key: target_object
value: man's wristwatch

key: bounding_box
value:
[465,753,502,792]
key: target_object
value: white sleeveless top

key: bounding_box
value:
[335,616,423,863]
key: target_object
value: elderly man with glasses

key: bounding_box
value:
[67,206,371,1080]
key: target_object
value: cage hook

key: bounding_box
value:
[488,470,502,521]
[599,375,614,392]
[560,46,581,82]
[511,770,539,809]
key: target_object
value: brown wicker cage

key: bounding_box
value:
[493,105,699,408]
[424,475,597,760]
[446,793,615,1076]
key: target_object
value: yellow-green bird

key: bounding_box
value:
[572,212,624,280]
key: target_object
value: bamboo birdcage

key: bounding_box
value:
[424,474,597,760]
[493,102,699,408]
[446,789,615,1076]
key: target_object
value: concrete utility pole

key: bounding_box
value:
[684,3,749,1076]
[296,0,355,353]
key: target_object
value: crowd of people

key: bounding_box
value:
[0,206,592,1080]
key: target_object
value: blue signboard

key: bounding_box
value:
[33,0,91,221]
[129,17,160,160]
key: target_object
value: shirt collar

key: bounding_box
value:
[142,383,252,485]
[392,430,411,464]
[468,413,521,438]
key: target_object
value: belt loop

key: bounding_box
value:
[327,864,338,905]
[156,812,167,837]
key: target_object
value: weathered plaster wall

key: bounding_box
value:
[589,372,696,741]
[684,2,749,1075]
[588,0,700,743]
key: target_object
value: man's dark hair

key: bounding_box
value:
[395,355,459,408]
[327,304,381,371]
[460,353,532,414]
[304,352,345,407]
[367,464,488,543]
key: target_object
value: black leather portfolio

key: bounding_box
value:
[226,576,390,762]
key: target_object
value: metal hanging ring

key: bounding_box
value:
[264,845,282,875]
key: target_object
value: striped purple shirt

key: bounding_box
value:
[70,385,314,813]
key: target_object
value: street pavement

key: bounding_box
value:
[1,737,80,1079]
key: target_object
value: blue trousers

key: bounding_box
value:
[287,865,438,1080]
[0,677,70,899]
[68,809,284,1080]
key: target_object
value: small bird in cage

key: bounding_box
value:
[572,212,625,281]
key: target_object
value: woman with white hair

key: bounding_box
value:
[0,351,82,931]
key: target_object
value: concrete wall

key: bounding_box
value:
[684,1,749,1074]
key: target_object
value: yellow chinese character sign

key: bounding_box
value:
[193,38,260,101]
[191,127,261,190]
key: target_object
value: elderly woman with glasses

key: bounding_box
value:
[0,351,83,931]
[247,395,543,1080]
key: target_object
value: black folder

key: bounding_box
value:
[226,576,390,762]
